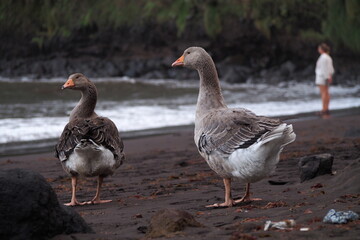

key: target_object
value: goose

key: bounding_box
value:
[55,73,125,206]
[172,47,296,207]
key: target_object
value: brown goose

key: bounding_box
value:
[55,73,125,206]
[172,47,296,207]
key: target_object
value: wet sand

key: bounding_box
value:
[1,111,360,239]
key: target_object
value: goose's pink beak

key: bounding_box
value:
[171,55,184,67]
[62,78,75,89]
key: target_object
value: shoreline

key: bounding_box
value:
[1,106,360,157]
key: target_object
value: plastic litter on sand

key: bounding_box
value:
[323,209,359,224]
[264,219,296,231]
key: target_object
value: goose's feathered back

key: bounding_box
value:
[197,108,282,156]
[55,117,124,167]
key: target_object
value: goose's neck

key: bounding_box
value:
[70,84,98,121]
[196,61,226,119]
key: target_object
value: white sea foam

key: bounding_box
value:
[0,97,359,144]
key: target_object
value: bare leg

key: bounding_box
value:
[318,85,325,112]
[86,176,112,205]
[324,85,330,113]
[65,176,86,206]
[318,85,330,113]
[206,178,235,208]
[235,183,262,203]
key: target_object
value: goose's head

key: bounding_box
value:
[62,73,91,90]
[171,47,212,70]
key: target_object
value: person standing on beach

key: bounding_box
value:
[315,43,334,116]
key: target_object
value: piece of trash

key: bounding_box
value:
[300,227,310,231]
[264,219,296,231]
[323,209,359,224]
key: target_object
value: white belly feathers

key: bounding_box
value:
[64,139,116,177]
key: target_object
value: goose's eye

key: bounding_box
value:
[187,51,191,54]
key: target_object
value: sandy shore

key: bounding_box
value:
[1,110,360,239]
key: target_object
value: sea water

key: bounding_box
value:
[0,77,359,144]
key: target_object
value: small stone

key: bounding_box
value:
[298,153,334,182]
[146,209,202,238]
[137,226,148,234]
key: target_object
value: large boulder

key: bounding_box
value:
[298,153,334,182]
[146,209,202,238]
[0,168,92,240]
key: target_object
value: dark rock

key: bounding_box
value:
[0,168,92,240]
[299,65,314,78]
[145,58,161,70]
[47,58,68,76]
[124,60,139,77]
[112,58,126,76]
[31,61,46,77]
[146,209,202,238]
[102,61,118,76]
[137,226,148,234]
[298,153,334,182]
[280,60,296,78]
[256,66,286,83]
[218,64,251,83]
[221,67,238,83]
[220,67,243,83]
[161,56,175,67]
[259,69,268,78]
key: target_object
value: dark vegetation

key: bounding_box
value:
[0,0,359,80]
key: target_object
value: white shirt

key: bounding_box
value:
[315,53,334,85]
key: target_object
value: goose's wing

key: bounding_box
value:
[55,120,79,162]
[55,117,125,164]
[197,108,282,156]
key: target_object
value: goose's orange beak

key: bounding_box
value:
[171,55,184,67]
[62,78,75,89]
